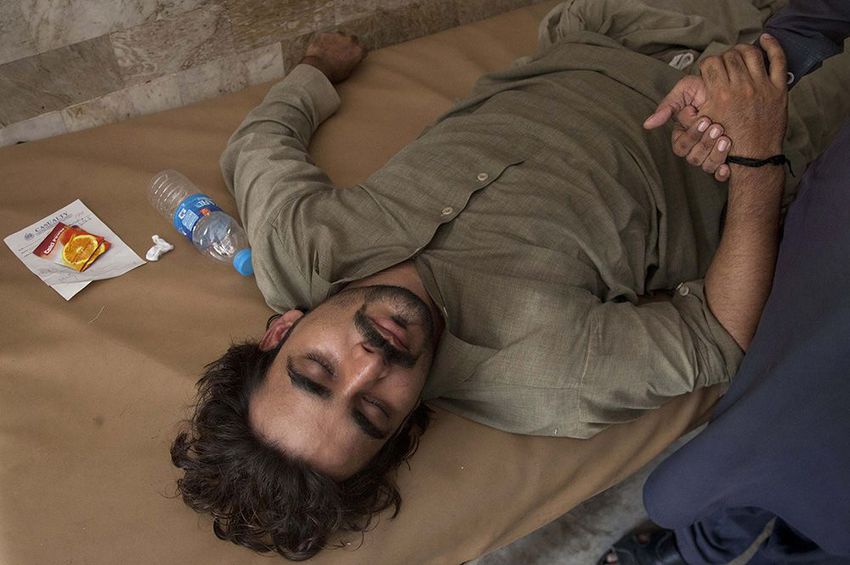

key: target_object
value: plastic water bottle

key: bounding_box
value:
[148,169,253,276]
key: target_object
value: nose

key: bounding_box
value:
[341,341,387,393]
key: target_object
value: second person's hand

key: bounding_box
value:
[696,34,788,161]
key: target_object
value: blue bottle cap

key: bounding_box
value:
[233,248,253,276]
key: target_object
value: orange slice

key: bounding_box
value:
[81,241,110,271]
[62,234,100,268]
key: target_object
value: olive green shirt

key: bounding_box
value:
[221,33,743,439]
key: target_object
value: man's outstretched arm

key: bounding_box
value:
[220,33,366,244]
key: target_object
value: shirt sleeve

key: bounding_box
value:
[577,279,743,436]
[765,0,850,87]
[219,64,341,310]
[220,64,341,244]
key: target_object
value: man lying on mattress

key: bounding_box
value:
[170,9,823,560]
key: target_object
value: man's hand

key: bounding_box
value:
[300,32,367,84]
[647,79,732,181]
[643,75,707,131]
[646,35,788,179]
[671,107,732,182]
[697,35,788,160]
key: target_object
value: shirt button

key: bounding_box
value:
[676,283,690,296]
[477,172,489,182]
[441,206,454,216]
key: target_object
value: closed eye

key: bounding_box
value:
[305,352,336,378]
[363,396,389,418]
[286,356,388,440]
[286,359,331,398]
[351,408,388,440]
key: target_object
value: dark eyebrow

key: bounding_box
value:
[351,408,389,440]
[286,359,331,399]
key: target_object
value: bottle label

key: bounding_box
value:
[172,194,221,239]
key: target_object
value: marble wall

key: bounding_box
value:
[0,0,542,147]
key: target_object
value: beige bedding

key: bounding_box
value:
[0,3,720,563]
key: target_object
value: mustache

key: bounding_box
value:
[354,308,418,369]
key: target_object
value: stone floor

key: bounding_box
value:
[0,0,543,147]
[469,428,769,565]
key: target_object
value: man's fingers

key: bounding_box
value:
[644,76,706,130]
[699,56,729,88]
[714,164,730,182]
[671,115,730,178]
[760,33,788,88]
[682,118,712,163]
[644,104,675,130]
[702,135,731,175]
[685,120,724,167]
[673,117,720,159]
[675,106,699,129]
[734,44,767,79]
[721,49,749,81]
[671,123,688,157]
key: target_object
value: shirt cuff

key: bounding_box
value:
[278,63,342,123]
[673,279,744,385]
[762,27,843,88]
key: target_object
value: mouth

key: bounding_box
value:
[370,316,410,352]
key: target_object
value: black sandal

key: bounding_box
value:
[597,527,686,565]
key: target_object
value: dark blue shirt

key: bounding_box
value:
[766,0,850,86]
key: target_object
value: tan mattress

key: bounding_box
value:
[0,3,720,563]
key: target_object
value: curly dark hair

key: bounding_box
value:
[170,335,431,560]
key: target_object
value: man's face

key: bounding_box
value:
[250,286,437,479]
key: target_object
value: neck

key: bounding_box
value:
[345,260,445,341]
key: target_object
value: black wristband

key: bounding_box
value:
[726,154,795,177]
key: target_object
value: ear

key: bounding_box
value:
[259,310,304,351]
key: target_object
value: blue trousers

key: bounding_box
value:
[674,508,850,564]
[643,122,850,564]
